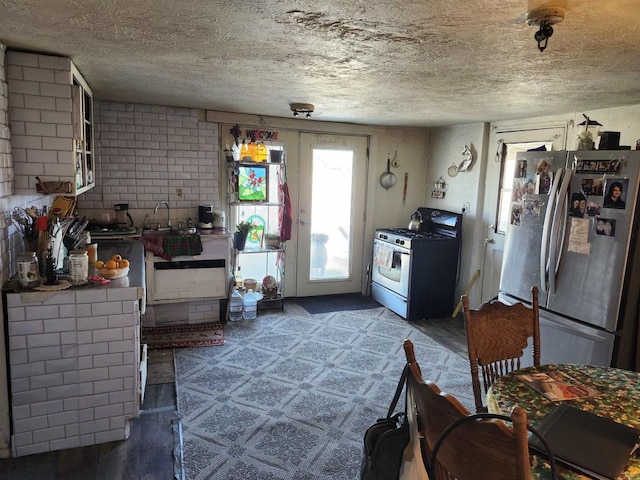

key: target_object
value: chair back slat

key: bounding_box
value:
[462,287,540,413]
[403,340,532,480]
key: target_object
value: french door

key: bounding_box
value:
[296,134,368,296]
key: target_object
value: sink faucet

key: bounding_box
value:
[154,201,171,228]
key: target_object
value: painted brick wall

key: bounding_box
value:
[0,44,12,199]
[0,46,51,290]
[79,101,221,227]
[6,288,141,457]
[5,51,75,195]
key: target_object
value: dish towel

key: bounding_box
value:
[163,234,203,259]
[140,235,203,260]
[374,244,394,269]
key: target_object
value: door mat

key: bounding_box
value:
[141,322,224,349]
[294,293,382,314]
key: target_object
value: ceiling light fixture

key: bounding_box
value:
[290,103,314,118]
[526,6,566,52]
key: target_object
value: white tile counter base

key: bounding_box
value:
[6,287,141,457]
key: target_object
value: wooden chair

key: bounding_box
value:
[461,286,540,413]
[403,339,532,480]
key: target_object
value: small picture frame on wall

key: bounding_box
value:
[237,165,268,201]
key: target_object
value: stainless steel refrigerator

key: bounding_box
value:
[499,150,640,369]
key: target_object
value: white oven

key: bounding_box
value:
[371,239,412,297]
[371,209,463,320]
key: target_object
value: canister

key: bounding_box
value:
[85,243,98,264]
[213,210,226,231]
[68,250,89,285]
[17,251,41,288]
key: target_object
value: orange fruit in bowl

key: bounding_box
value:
[107,269,117,277]
[105,259,117,270]
[119,259,130,269]
[112,254,122,262]
[95,260,105,269]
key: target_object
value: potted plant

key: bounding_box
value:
[234,220,254,250]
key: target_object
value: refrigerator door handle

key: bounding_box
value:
[548,168,572,294]
[540,167,565,293]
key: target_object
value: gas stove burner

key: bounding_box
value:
[379,228,450,241]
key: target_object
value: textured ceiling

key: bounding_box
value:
[1,0,639,127]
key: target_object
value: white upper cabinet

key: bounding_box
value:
[7,51,95,196]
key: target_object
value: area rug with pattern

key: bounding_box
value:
[174,304,473,480]
[142,322,224,349]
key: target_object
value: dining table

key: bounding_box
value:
[486,363,640,480]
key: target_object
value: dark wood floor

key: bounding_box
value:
[0,352,178,480]
[412,313,468,357]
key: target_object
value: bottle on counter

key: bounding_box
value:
[243,289,258,320]
[256,141,268,162]
[235,266,244,289]
[232,140,241,161]
[240,139,250,161]
[45,248,58,285]
[229,287,243,321]
[248,137,258,161]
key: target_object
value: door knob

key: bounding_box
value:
[485,237,495,244]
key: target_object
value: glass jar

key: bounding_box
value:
[68,250,89,285]
[17,251,41,288]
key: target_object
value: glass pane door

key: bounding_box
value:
[297,134,367,296]
[309,149,353,280]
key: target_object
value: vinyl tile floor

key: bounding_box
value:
[0,312,468,480]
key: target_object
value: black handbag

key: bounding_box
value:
[361,364,410,480]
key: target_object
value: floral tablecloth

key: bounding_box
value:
[486,364,640,480]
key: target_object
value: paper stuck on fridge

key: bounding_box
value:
[567,217,591,255]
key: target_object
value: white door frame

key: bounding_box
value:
[296,133,369,296]
[477,123,568,306]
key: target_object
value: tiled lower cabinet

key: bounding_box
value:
[4,286,144,457]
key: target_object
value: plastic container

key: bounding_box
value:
[229,287,244,321]
[256,141,268,162]
[243,289,258,320]
[240,139,251,161]
[248,138,257,161]
[232,141,241,161]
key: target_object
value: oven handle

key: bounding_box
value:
[374,239,411,256]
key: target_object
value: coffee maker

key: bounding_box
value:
[114,203,134,228]
[198,204,214,228]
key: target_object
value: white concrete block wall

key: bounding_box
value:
[143,299,221,327]
[5,52,74,195]
[0,44,13,200]
[79,101,220,226]
[5,288,140,457]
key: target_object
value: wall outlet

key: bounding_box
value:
[176,188,183,198]
[462,202,470,213]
